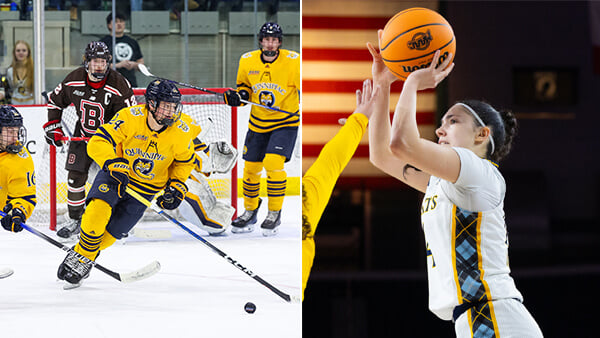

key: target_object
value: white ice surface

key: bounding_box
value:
[0,197,301,338]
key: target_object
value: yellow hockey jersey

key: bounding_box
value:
[302,113,368,300]
[236,49,300,133]
[0,148,36,220]
[90,104,197,195]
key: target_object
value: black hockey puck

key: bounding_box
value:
[244,302,256,314]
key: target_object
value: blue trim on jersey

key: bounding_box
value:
[249,119,299,131]
[174,153,195,163]
[7,195,37,207]
[129,178,163,194]
[96,126,117,147]
[250,113,300,123]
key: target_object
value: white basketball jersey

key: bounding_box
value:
[421,147,523,321]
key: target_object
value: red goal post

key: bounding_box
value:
[33,88,238,230]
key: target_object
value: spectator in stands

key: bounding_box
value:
[100,11,145,88]
[0,40,34,105]
[46,0,102,21]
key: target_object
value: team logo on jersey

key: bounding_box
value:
[259,91,275,107]
[99,184,109,192]
[134,134,148,141]
[248,70,259,75]
[177,120,189,132]
[252,82,285,95]
[73,90,85,96]
[133,158,155,180]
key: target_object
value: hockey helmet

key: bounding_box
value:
[145,79,182,126]
[0,105,26,153]
[259,22,283,57]
[84,41,112,80]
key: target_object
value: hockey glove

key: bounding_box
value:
[223,89,242,107]
[157,179,187,210]
[43,120,65,147]
[1,203,24,232]
[103,158,130,198]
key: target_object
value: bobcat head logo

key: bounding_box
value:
[259,91,275,107]
[133,158,155,180]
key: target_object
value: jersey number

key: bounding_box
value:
[79,99,106,134]
[26,171,35,187]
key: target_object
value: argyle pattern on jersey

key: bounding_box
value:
[469,301,497,338]
[454,206,496,337]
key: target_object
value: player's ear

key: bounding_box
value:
[475,126,491,142]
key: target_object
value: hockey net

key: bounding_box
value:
[29,88,238,230]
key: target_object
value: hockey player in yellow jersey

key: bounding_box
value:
[302,80,378,300]
[0,105,36,234]
[223,22,300,236]
[57,79,196,288]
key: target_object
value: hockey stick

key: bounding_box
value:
[0,211,161,283]
[138,64,299,117]
[126,187,300,303]
[58,136,90,142]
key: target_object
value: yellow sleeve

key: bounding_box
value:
[7,151,36,220]
[88,108,130,168]
[302,113,368,299]
[302,113,368,231]
[168,137,196,186]
[236,52,252,93]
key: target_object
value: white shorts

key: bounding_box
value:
[454,298,543,338]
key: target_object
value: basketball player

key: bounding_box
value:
[302,79,379,300]
[367,31,543,337]
[43,41,136,241]
[0,105,36,233]
[56,79,196,287]
[223,22,300,236]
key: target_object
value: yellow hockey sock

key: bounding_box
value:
[263,153,286,211]
[243,161,263,210]
[75,199,112,260]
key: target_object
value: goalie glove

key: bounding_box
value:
[43,120,64,147]
[157,179,187,210]
[103,157,130,199]
[1,203,24,232]
[196,141,238,174]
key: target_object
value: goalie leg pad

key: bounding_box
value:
[181,175,235,235]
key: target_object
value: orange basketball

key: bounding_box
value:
[380,7,456,80]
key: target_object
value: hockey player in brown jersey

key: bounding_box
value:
[42,41,136,241]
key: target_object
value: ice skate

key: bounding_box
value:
[261,210,281,237]
[56,217,81,241]
[231,198,262,234]
[57,250,93,287]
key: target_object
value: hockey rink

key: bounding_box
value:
[0,197,302,338]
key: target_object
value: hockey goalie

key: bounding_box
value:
[178,138,238,235]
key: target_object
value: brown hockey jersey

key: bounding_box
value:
[47,67,136,138]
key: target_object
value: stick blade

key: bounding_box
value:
[119,261,161,283]
[138,64,154,77]
[0,267,14,279]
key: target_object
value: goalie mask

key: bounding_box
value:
[84,41,112,80]
[258,22,283,57]
[0,105,26,154]
[145,79,182,126]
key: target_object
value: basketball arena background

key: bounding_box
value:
[303,1,600,337]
